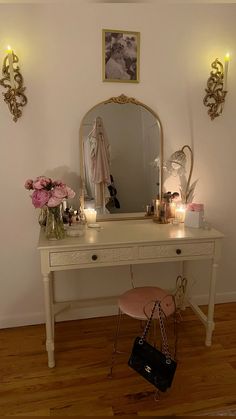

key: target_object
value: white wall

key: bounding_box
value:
[0,1,236,328]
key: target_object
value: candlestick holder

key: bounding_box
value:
[203,58,227,120]
[0,49,27,122]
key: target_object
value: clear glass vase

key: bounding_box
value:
[45,205,65,240]
[38,207,47,227]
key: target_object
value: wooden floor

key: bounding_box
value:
[0,303,236,416]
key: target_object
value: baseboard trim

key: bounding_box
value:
[0,312,45,329]
[192,291,236,306]
[1,291,236,329]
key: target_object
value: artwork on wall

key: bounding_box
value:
[102,29,140,83]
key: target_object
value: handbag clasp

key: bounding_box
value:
[145,365,152,373]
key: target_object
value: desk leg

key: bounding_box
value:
[205,261,218,346]
[49,272,55,340]
[43,273,55,368]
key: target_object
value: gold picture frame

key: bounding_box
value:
[102,29,140,83]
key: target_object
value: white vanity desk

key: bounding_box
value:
[38,219,223,368]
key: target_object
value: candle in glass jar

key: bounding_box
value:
[84,208,97,224]
[175,206,186,223]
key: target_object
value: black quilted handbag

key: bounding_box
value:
[128,300,177,392]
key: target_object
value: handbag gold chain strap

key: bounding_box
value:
[140,300,172,364]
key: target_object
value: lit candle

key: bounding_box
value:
[175,205,186,223]
[62,199,67,211]
[224,52,230,91]
[6,46,15,89]
[84,208,97,225]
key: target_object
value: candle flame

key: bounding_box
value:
[225,52,230,61]
[6,45,13,53]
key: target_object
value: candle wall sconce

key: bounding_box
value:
[0,47,27,122]
[203,55,229,120]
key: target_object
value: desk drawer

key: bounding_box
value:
[50,247,135,267]
[139,242,214,260]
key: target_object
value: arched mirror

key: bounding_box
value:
[79,94,163,219]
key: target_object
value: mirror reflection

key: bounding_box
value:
[80,96,163,217]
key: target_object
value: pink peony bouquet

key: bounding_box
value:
[24,176,76,208]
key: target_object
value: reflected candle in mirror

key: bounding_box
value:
[84,208,97,224]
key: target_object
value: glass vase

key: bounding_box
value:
[38,207,47,227]
[45,205,65,240]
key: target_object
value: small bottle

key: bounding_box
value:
[72,210,78,224]
[160,201,167,223]
[155,199,160,218]
[153,199,160,223]
[151,199,155,215]
[79,208,87,225]
[169,201,176,219]
[62,207,69,224]
[68,212,73,226]
[146,204,152,216]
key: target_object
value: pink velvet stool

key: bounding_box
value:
[118,286,175,320]
[110,286,176,375]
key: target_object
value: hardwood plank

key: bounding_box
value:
[0,303,235,416]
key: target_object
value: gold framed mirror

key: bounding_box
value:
[79,94,163,220]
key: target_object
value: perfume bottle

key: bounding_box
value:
[159,201,167,224]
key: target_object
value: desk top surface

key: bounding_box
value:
[38,220,224,251]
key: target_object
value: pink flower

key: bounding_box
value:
[46,186,70,207]
[33,176,52,190]
[25,175,76,210]
[31,189,50,208]
[24,179,33,190]
[52,186,68,199]
[53,180,65,187]
[66,186,76,199]
[47,196,63,207]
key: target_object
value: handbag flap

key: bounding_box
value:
[128,337,177,392]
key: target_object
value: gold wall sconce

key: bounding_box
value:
[0,46,27,122]
[203,53,230,120]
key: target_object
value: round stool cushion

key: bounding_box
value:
[118,286,175,320]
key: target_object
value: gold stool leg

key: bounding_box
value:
[109,308,123,377]
[153,318,158,348]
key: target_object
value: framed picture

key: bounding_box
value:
[102,29,140,83]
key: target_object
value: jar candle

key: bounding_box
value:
[175,205,186,223]
[84,208,97,224]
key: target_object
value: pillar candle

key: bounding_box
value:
[224,52,230,91]
[62,200,67,211]
[84,209,97,224]
[6,46,15,89]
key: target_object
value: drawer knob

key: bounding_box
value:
[176,248,182,255]
[92,254,98,261]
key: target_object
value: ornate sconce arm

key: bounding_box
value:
[0,48,27,122]
[203,57,229,120]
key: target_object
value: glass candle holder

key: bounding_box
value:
[175,205,186,223]
[84,208,97,225]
